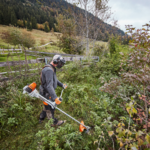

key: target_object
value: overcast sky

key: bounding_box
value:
[108,0,150,32]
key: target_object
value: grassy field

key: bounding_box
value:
[0,25,61,47]
[0,25,108,51]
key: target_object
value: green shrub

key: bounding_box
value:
[109,36,117,57]
[1,28,21,46]
[1,27,35,48]
[93,44,108,57]
[100,23,150,149]
[21,30,35,48]
[58,36,85,54]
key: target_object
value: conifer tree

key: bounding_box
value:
[27,18,32,31]
[0,12,3,24]
[3,7,10,25]
[49,17,54,30]
[11,11,17,26]
[44,23,49,32]
[31,17,37,29]
[23,18,26,27]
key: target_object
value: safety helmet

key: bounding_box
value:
[53,55,66,68]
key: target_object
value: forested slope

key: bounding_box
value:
[0,0,125,40]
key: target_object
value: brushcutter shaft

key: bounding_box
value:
[39,95,56,109]
[56,107,89,129]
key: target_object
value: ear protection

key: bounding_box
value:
[53,55,61,64]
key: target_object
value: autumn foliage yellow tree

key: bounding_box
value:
[56,14,84,54]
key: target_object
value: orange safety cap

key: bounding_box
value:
[79,121,86,132]
[28,82,37,91]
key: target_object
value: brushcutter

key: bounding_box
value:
[23,82,90,133]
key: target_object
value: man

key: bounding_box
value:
[39,55,67,126]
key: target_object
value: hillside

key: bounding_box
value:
[0,25,60,47]
[0,0,125,41]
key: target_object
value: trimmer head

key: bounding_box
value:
[79,121,90,133]
[79,121,86,132]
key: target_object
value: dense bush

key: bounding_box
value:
[109,36,117,57]
[58,36,85,54]
[93,44,108,57]
[0,56,124,149]
[2,26,146,149]
[100,23,150,149]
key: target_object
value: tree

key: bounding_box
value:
[44,23,49,32]
[44,21,50,32]
[56,14,84,54]
[23,18,26,27]
[66,0,112,55]
[11,11,17,26]
[0,11,3,24]
[3,6,11,25]
[31,17,37,29]
[27,18,32,31]
[49,17,54,30]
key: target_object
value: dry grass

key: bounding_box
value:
[0,25,61,47]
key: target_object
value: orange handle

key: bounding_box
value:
[63,84,67,89]
[55,98,61,105]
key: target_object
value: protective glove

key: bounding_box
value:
[63,84,67,89]
[55,97,63,105]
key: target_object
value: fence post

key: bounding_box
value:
[45,58,47,65]
[8,44,9,53]
[19,44,22,53]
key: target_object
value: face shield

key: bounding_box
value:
[56,58,66,69]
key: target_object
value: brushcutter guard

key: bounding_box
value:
[79,121,86,132]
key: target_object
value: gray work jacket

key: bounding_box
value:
[40,64,63,101]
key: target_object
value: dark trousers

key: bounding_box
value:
[39,105,58,124]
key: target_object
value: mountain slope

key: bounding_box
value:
[0,0,125,41]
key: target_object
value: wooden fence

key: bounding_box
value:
[0,48,22,54]
[0,47,99,82]
[0,56,99,68]
[0,42,53,55]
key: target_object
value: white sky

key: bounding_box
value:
[108,0,150,32]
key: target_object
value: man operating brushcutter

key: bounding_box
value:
[39,55,67,126]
